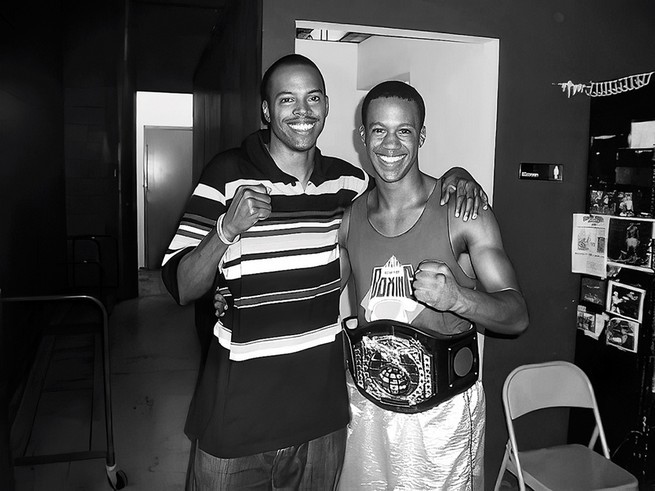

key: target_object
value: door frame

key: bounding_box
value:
[295,20,499,201]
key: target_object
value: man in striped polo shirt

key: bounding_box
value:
[162,54,486,490]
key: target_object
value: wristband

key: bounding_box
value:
[216,213,240,245]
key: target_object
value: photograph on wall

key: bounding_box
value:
[589,189,616,215]
[606,216,654,273]
[605,280,646,323]
[615,191,634,217]
[605,316,639,353]
[576,305,605,340]
[576,305,595,332]
[580,276,607,306]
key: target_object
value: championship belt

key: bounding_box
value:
[342,316,479,414]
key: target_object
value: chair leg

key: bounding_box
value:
[494,444,511,491]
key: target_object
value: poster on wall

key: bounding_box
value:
[605,316,639,353]
[606,216,654,273]
[580,276,607,306]
[605,280,646,323]
[571,214,608,277]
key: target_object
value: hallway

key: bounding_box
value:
[12,271,199,490]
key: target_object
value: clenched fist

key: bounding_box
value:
[222,184,272,240]
[412,260,462,313]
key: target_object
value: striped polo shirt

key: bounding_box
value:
[162,130,370,457]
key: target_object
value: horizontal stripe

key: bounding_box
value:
[162,213,218,266]
[226,179,298,198]
[162,234,201,265]
[242,243,336,263]
[167,232,198,250]
[195,183,226,203]
[223,175,367,200]
[306,175,369,196]
[252,217,341,233]
[236,278,340,308]
[220,222,339,268]
[180,213,216,228]
[179,222,212,235]
[223,248,339,279]
[214,321,342,361]
[240,230,338,256]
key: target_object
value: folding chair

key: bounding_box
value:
[494,360,638,491]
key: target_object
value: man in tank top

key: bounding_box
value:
[337,81,529,490]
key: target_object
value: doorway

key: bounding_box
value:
[295,21,499,201]
[296,23,500,364]
[143,126,193,269]
[136,92,193,270]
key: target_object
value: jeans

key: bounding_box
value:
[187,427,348,490]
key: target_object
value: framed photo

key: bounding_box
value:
[589,189,616,216]
[576,306,596,332]
[606,280,646,323]
[576,305,605,340]
[605,316,639,353]
[614,191,634,217]
[606,216,654,272]
[580,276,607,306]
[612,180,653,218]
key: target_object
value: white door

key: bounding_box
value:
[144,126,193,270]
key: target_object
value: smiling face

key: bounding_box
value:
[361,96,426,184]
[262,63,329,154]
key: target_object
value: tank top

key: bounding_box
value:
[346,180,477,335]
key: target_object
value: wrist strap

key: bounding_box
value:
[216,213,240,245]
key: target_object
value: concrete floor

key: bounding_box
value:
[12,270,199,490]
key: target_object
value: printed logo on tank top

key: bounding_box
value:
[362,256,424,323]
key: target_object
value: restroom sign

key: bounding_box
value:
[519,163,563,181]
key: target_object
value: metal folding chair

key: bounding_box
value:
[494,360,638,491]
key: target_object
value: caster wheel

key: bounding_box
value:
[107,466,128,490]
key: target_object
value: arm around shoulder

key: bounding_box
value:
[438,166,489,221]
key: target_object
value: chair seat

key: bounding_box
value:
[518,444,639,491]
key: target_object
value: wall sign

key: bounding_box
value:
[519,163,563,181]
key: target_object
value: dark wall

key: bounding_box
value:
[0,4,67,297]
[261,1,655,488]
[1,4,67,487]
[193,0,262,175]
[0,2,68,392]
[59,0,137,301]
[131,1,221,94]
[62,2,122,237]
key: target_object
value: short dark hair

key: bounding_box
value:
[361,81,426,128]
[260,54,326,103]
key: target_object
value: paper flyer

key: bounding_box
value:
[572,214,608,277]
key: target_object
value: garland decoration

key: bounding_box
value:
[555,71,654,98]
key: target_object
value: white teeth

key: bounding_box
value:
[289,123,314,131]
[379,155,404,163]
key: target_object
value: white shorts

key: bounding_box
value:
[338,374,485,491]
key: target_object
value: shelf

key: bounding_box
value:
[616,148,655,166]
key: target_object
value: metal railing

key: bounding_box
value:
[1,294,126,489]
